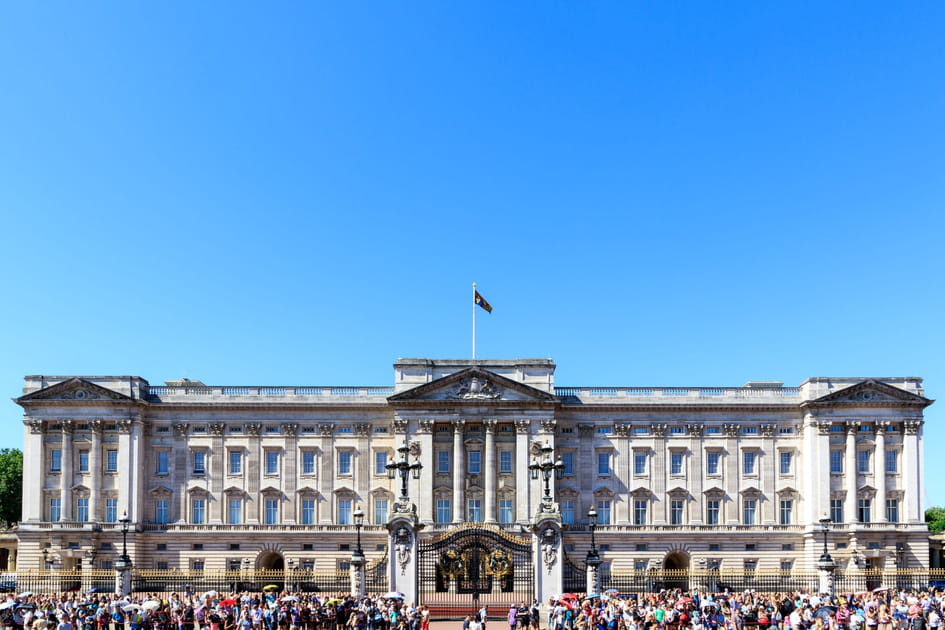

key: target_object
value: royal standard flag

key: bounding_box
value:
[474,290,493,313]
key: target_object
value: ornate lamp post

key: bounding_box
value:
[114,511,133,596]
[353,504,365,560]
[349,503,366,599]
[817,516,836,596]
[528,441,565,509]
[386,441,422,512]
[585,506,602,594]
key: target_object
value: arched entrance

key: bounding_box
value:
[663,551,690,591]
[257,551,285,571]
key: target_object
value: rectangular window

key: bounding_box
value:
[467,499,482,522]
[857,450,870,474]
[229,451,242,475]
[830,450,843,474]
[156,499,169,524]
[156,451,169,475]
[51,449,62,472]
[670,500,683,525]
[436,499,451,523]
[597,452,610,475]
[192,451,205,475]
[706,500,720,525]
[499,499,513,523]
[743,500,757,525]
[49,497,61,522]
[743,451,756,475]
[468,451,481,475]
[561,452,574,475]
[338,451,352,476]
[633,500,647,525]
[265,451,279,475]
[830,498,843,523]
[597,500,611,525]
[885,450,898,474]
[670,453,683,475]
[437,451,450,474]
[229,499,242,524]
[886,498,899,523]
[499,451,513,474]
[779,452,792,475]
[302,451,316,475]
[706,452,720,475]
[561,500,575,524]
[301,499,315,525]
[634,452,647,475]
[192,499,206,524]
[375,452,388,475]
[338,499,352,524]
[76,497,89,522]
[105,498,118,523]
[779,499,793,525]
[857,498,872,523]
[78,450,89,473]
[375,500,388,525]
[265,499,278,524]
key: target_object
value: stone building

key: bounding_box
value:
[13,358,932,593]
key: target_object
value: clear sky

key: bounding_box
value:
[1,3,943,503]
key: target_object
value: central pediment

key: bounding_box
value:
[388,367,558,404]
[802,379,932,409]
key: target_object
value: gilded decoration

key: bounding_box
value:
[438,548,464,580]
[484,549,513,580]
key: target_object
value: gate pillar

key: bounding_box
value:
[533,514,563,609]
[388,510,422,605]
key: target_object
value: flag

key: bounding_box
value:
[474,290,493,313]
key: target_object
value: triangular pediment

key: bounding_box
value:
[388,367,557,404]
[804,380,932,408]
[17,378,138,404]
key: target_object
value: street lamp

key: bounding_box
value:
[818,516,833,564]
[41,547,49,570]
[86,548,97,569]
[587,506,600,564]
[115,511,132,570]
[353,504,365,561]
[386,441,422,505]
[528,442,565,503]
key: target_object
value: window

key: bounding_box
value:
[302,451,316,475]
[105,498,118,523]
[634,452,647,475]
[633,500,647,525]
[301,499,315,525]
[561,500,575,524]
[375,452,388,475]
[192,451,205,475]
[338,451,352,476]
[885,450,898,474]
[708,544,720,552]
[436,499,451,523]
[830,498,843,524]
[857,450,870,474]
[265,499,279,524]
[670,426,685,435]
[106,449,119,472]
[670,452,684,475]
[779,427,794,435]
[156,451,169,475]
[78,450,89,473]
[706,500,720,525]
[597,452,610,475]
[467,499,482,522]
[499,451,513,474]
[155,499,169,524]
[780,560,794,571]
[636,543,647,552]
[857,498,872,523]
[743,451,756,475]
[192,560,205,571]
[229,451,242,475]
[229,499,242,524]
[338,499,352,524]
[50,449,62,472]
[468,451,481,475]
[670,500,684,525]
[375,500,388,525]
[499,499,513,523]
[830,450,843,474]
[779,452,792,475]
[597,500,611,525]
[743,499,757,525]
[779,500,793,525]
[265,451,279,475]
[782,544,794,551]
[706,452,720,475]
[49,497,61,521]
[437,451,450,474]
[742,426,757,435]
[886,499,899,523]
[192,499,206,524]
[76,497,89,522]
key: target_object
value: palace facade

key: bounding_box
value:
[15,358,933,583]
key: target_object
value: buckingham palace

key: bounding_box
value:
[13,357,934,602]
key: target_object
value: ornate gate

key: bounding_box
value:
[418,523,534,619]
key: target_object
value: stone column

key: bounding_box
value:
[388,519,420,605]
[117,420,134,517]
[284,424,300,524]
[761,424,776,524]
[23,419,45,522]
[534,520,563,606]
[687,424,705,524]
[845,422,859,524]
[515,420,532,523]
[484,419,497,523]
[452,419,466,522]
[724,424,740,524]
[903,420,922,522]
[60,420,74,520]
[875,421,888,523]
[350,551,366,599]
[210,423,226,524]
[586,557,601,595]
[319,424,335,524]
[89,420,103,522]
[818,554,837,597]
[246,423,262,523]
[416,420,435,524]
[651,424,668,524]
[615,425,631,525]
[173,424,189,523]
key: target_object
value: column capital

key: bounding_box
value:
[723,424,740,437]
[354,423,371,437]
[283,423,300,437]
[172,423,190,437]
[116,419,133,434]
[514,419,530,434]
[60,419,74,433]
[539,418,556,434]
[393,417,409,434]
[845,420,861,434]
[89,418,104,434]
[451,418,466,431]
[760,424,776,438]
[27,419,45,434]
[686,424,705,437]
[209,423,226,437]
[246,423,263,437]
[614,424,631,437]
[650,424,668,438]
[318,423,335,437]
[875,420,891,430]
[417,419,435,434]
[483,418,498,433]
[904,420,922,435]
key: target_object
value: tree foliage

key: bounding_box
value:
[926,507,945,534]
[0,449,22,527]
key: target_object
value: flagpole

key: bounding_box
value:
[472,282,477,359]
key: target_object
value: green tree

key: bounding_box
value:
[0,449,22,527]
[926,506,945,534]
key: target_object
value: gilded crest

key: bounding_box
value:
[484,549,513,580]
[438,548,465,580]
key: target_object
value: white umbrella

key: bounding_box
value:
[0,602,15,611]
[383,592,405,600]
[202,591,218,600]
[142,601,161,612]
[123,605,141,613]
[281,596,299,602]
[18,592,33,599]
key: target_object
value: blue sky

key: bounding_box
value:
[1,3,943,503]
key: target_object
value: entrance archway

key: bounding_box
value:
[663,551,690,591]
[257,551,285,571]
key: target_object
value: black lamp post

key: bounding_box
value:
[818,516,833,564]
[386,441,422,506]
[41,547,49,570]
[528,441,565,504]
[116,511,132,570]
[353,504,365,561]
[587,506,600,564]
